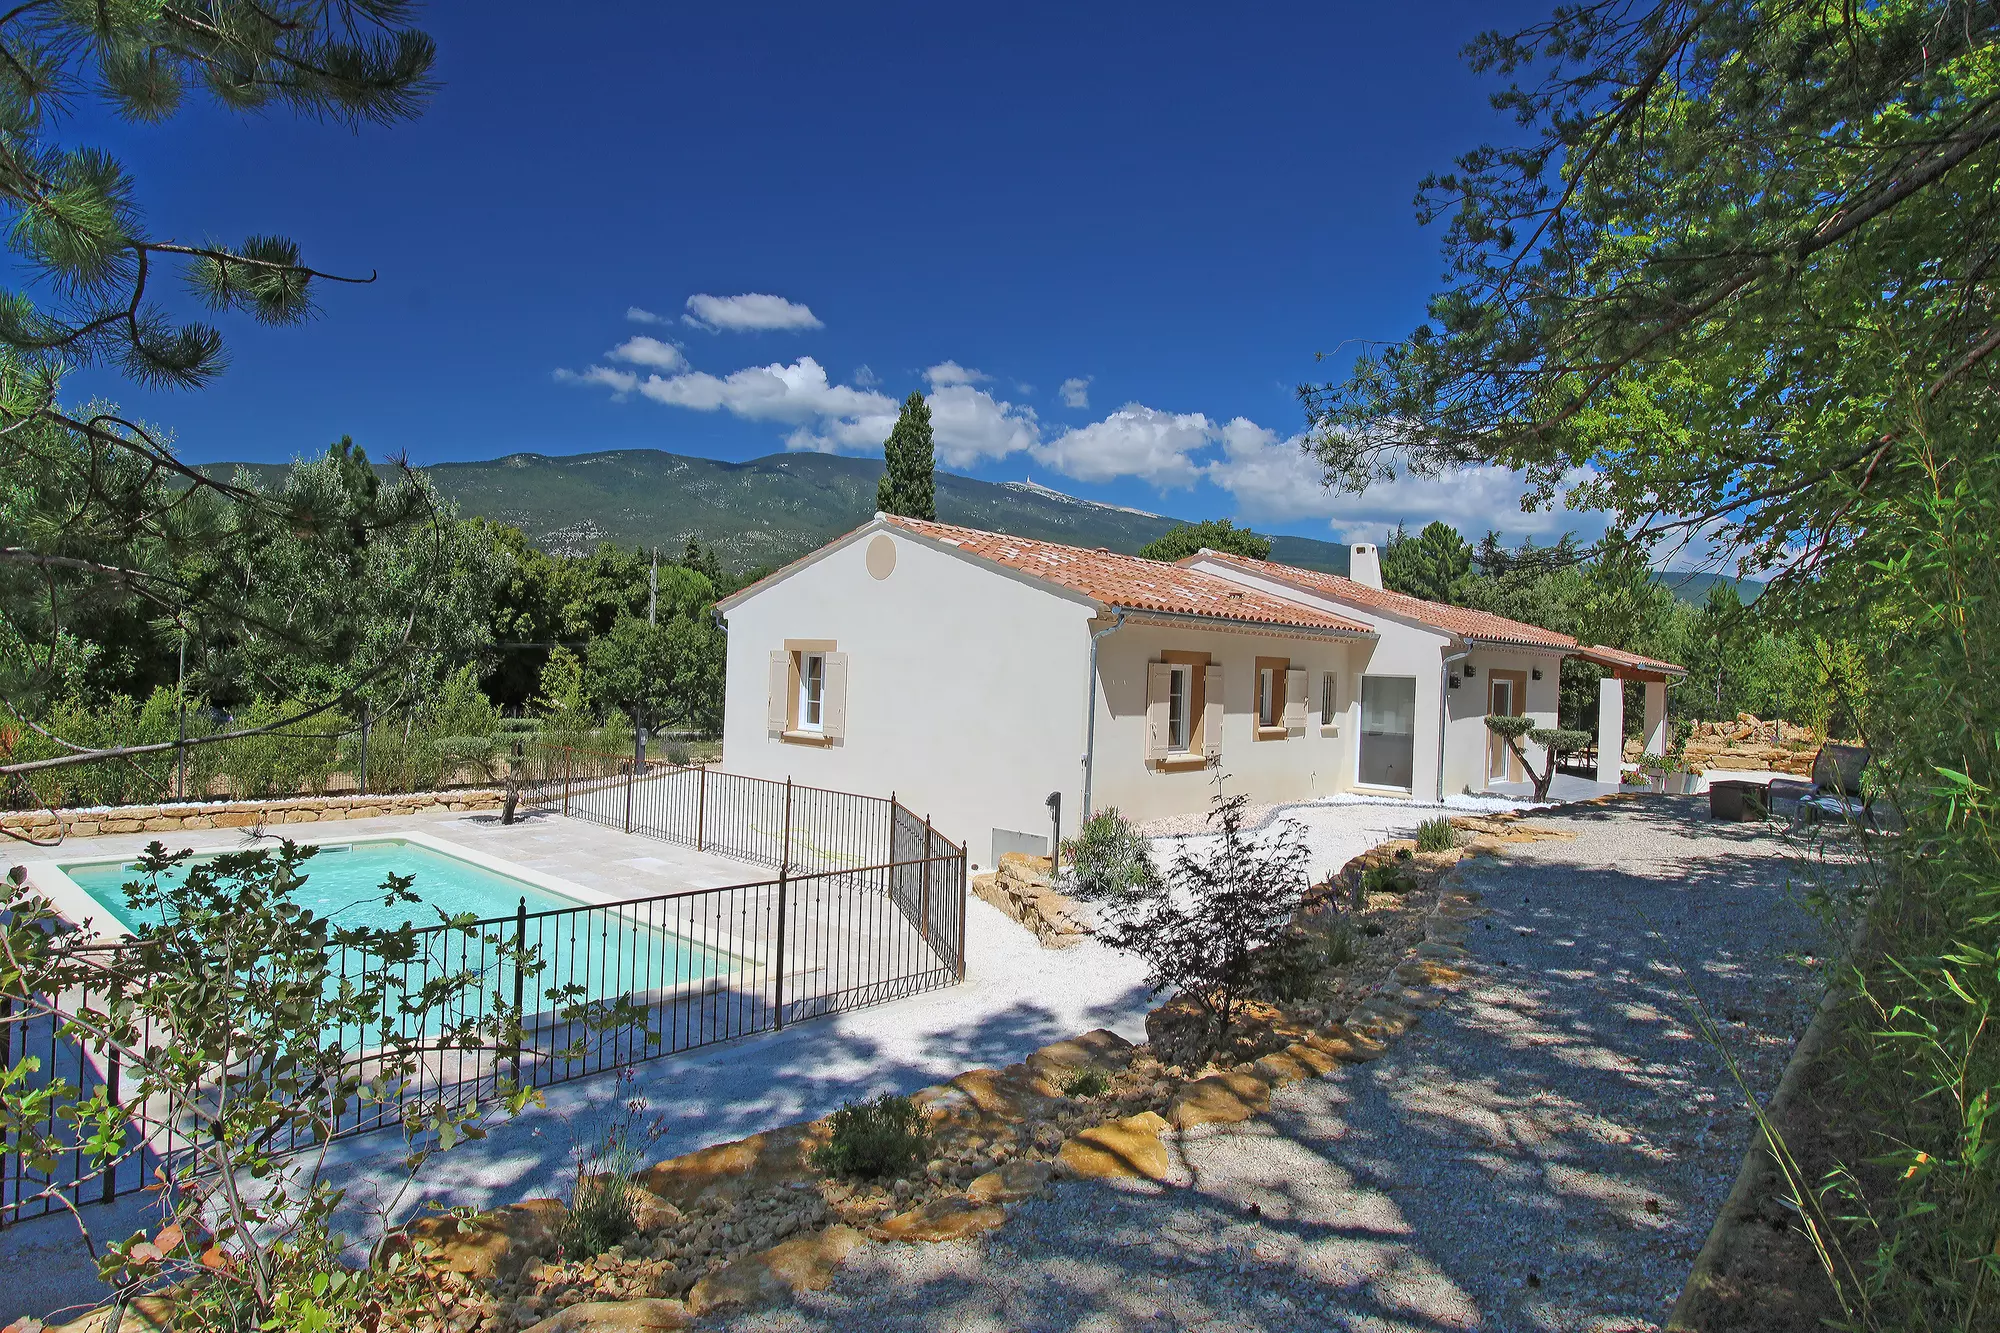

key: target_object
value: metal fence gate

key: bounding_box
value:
[0,753,966,1224]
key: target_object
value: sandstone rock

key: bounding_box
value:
[627,1186,682,1232]
[521,1298,691,1333]
[913,1066,1064,1135]
[389,1197,566,1283]
[878,1193,1007,1242]
[637,1123,814,1209]
[1165,1071,1270,1129]
[996,852,1052,889]
[1346,999,1416,1042]
[685,1225,864,1315]
[1377,982,1442,1011]
[1056,1111,1173,1180]
[52,1295,175,1333]
[1309,1024,1387,1063]
[1024,1028,1136,1081]
[1250,1049,1317,1085]
[1282,1040,1344,1076]
[967,1158,1053,1205]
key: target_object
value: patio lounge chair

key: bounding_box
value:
[1791,743,1894,830]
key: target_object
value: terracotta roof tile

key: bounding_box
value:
[1574,644,1687,677]
[1185,549,1579,650]
[884,516,1374,635]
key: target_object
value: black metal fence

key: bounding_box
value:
[0,757,965,1224]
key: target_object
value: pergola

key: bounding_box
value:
[1571,645,1689,785]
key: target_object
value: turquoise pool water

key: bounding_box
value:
[65,839,587,935]
[60,839,728,1032]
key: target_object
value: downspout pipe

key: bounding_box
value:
[1080,609,1128,821]
[1435,642,1473,805]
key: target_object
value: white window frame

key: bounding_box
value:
[798,651,826,733]
[1258,666,1278,727]
[1321,671,1337,724]
[1166,664,1192,753]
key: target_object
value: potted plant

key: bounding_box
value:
[1661,719,1700,794]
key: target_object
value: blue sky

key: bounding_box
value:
[69,1,1587,547]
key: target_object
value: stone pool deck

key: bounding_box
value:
[14,803,774,902]
[1,807,1158,1324]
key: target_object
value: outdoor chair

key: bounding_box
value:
[1791,743,1898,831]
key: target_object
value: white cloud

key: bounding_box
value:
[606,336,687,372]
[925,361,989,388]
[625,306,665,325]
[630,356,898,451]
[555,334,1606,548]
[682,292,823,333]
[1033,404,1218,488]
[926,383,1039,468]
[1326,465,1596,546]
[553,365,641,396]
[1059,376,1092,409]
[1203,419,1338,523]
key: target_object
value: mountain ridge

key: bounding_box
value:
[204,447,1760,602]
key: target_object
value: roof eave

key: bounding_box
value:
[1111,604,1376,640]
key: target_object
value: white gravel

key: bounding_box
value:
[716,797,1838,1333]
[6,893,1156,1325]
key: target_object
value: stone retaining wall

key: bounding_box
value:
[0,789,505,842]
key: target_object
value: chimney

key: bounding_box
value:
[1349,542,1382,589]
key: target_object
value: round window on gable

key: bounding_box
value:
[866,533,897,580]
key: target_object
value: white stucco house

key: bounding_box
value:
[715,515,1683,865]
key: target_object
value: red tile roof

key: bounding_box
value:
[1573,644,1687,678]
[884,516,1375,635]
[1183,549,1579,650]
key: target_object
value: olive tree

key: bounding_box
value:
[1484,715,1593,800]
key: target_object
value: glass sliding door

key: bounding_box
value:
[1359,675,1417,790]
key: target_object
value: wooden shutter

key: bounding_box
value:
[1202,665,1224,758]
[767,651,790,734]
[1145,663,1170,762]
[1283,668,1307,729]
[822,652,848,739]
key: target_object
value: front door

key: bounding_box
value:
[1487,678,1516,782]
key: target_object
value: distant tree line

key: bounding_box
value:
[1135,514,1837,736]
[3,439,747,810]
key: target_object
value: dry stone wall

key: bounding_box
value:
[969,852,1093,947]
[0,789,505,842]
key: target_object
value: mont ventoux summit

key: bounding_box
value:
[214,447,1753,601]
[215,447,1362,574]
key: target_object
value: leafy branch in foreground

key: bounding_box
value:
[0,2,462,807]
[1301,2,2000,588]
[0,841,537,1329]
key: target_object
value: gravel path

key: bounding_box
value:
[717,798,1838,1333]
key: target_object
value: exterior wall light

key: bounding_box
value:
[1532,667,1543,680]
[1464,662,1478,676]
[1449,673,1462,689]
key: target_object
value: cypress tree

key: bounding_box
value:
[876,392,936,520]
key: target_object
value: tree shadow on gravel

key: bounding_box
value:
[716,801,1838,1333]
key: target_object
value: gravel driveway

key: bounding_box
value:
[717,798,1838,1333]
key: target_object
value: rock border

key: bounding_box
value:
[373,835,1516,1333]
[1,789,505,842]
[1664,927,1863,1331]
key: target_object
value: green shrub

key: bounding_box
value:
[1055,1066,1109,1098]
[664,740,692,767]
[557,1164,638,1259]
[1361,862,1418,896]
[1061,807,1156,908]
[1254,921,1358,1001]
[1415,817,1458,852]
[809,1094,929,1181]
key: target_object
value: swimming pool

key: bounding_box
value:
[51,836,733,1033]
